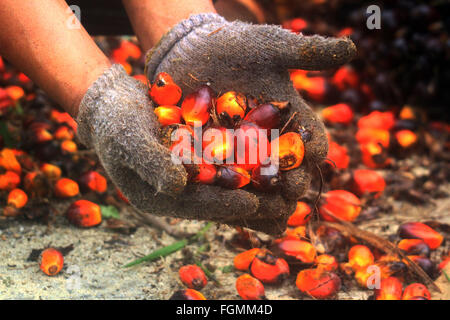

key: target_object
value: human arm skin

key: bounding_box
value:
[0,0,111,116]
[122,0,217,52]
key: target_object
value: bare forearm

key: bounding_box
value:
[0,0,110,116]
[122,0,217,52]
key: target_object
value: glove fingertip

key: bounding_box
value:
[281,165,313,201]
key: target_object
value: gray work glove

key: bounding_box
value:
[145,13,356,234]
[76,64,260,225]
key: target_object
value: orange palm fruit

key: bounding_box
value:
[348,245,374,271]
[287,201,311,227]
[315,254,338,272]
[270,132,304,171]
[150,72,182,106]
[54,126,74,140]
[357,111,395,131]
[234,248,260,271]
[278,239,316,263]
[351,169,386,198]
[296,268,341,299]
[234,121,271,170]
[360,142,391,169]
[356,128,390,148]
[284,226,307,240]
[79,171,107,193]
[216,166,250,189]
[395,129,418,148]
[61,140,77,153]
[40,248,64,276]
[216,91,247,120]
[66,200,102,227]
[326,141,350,169]
[5,85,25,101]
[402,283,430,300]
[321,103,354,125]
[397,239,430,257]
[179,265,208,290]
[0,170,20,190]
[54,178,79,198]
[319,190,361,222]
[191,163,217,184]
[0,148,21,173]
[169,289,206,300]
[375,277,403,300]
[250,249,289,284]
[202,127,234,163]
[40,163,62,180]
[7,188,28,209]
[398,222,443,249]
[154,106,182,126]
[236,274,266,300]
[332,66,359,90]
[181,85,214,126]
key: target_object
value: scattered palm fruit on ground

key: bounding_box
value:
[39,248,64,276]
[169,289,206,300]
[236,274,266,300]
[66,200,102,228]
[375,277,403,300]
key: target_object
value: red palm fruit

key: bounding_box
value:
[332,66,359,90]
[61,140,77,154]
[373,255,407,280]
[0,171,20,190]
[352,169,386,198]
[150,72,182,106]
[348,245,374,271]
[0,148,21,173]
[402,283,431,300]
[235,121,270,170]
[296,268,341,299]
[284,226,307,240]
[66,200,102,227]
[290,70,327,101]
[278,239,316,263]
[191,163,216,184]
[54,126,74,140]
[270,132,304,171]
[356,128,390,148]
[7,188,28,209]
[50,110,77,132]
[5,85,25,101]
[79,171,107,193]
[406,255,436,278]
[133,74,147,85]
[54,178,79,198]
[202,127,234,163]
[111,40,141,62]
[360,142,391,169]
[236,274,266,300]
[398,222,443,250]
[375,277,403,300]
[397,239,430,257]
[179,265,208,290]
[216,166,250,189]
[315,254,338,272]
[244,103,280,130]
[234,248,260,271]
[216,91,247,120]
[40,248,64,276]
[181,85,214,126]
[154,106,182,126]
[169,289,206,300]
[358,111,395,131]
[40,163,62,180]
[284,17,308,33]
[395,129,418,148]
[321,103,353,125]
[354,269,373,287]
[319,190,361,222]
[287,201,311,227]
[326,141,349,169]
[250,249,289,284]
[251,163,281,192]
[399,106,416,120]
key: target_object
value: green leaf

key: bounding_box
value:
[100,205,120,219]
[14,102,24,115]
[220,265,234,273]
[0,121,15,148]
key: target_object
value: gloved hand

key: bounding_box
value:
[145,13,356,234]
[76,64,260,226]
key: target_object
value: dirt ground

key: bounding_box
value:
[0,184,449,300]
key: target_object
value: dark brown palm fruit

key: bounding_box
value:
[216,166,250,189]
[244,103,281,130]
[251,163,281,192]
